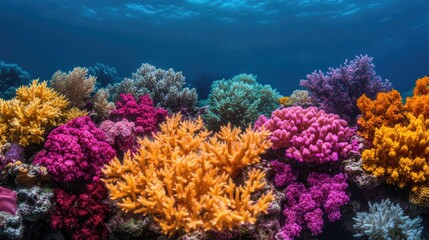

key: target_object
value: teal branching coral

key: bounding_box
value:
[203,73,281,131]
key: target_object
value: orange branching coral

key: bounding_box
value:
[362,114,429,191]
[102,113,274,235]
[404,76,429,118]
[279,96,292,106]
[0,79,85,146]
[356,90,405,140]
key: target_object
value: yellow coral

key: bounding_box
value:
[279,96,292,106]
[409,186,429,206]
[362,113,429,191]
[405,76,429,118]
[63,107,89,122]
[102,113,274,235]
[356,90,405,140]
[0,79,70,146]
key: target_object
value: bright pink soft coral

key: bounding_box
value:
[51,181,110,240]
[272,162,349,240]
[34,116,116,184]
[109,94,168,136]
[255,106,357,163]
[0,187,17,215]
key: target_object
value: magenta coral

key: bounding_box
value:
[255,106,357,164]
[275,171,349,240]
[34,116,116,184]
[99,119,137,152]
[51,181,110,240]
[109,94,167,136]
[0,186,17,215]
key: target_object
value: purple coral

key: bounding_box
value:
[0,143,24,172]
[273,168,349,240]
[255,106,357,164]
[109,94,167,136]
[300,54,391,123]
[33,116,116,184]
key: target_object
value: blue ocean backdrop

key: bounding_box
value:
[1,0,428,97]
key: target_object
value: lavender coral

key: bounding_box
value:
[34,116,116,184]
[300,54,391,123]
[272,162,349,239]
[99,119,137,153]
[108,63,198,113]
[255,106,357,164]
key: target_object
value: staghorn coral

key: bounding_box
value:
[102,113,274,235]
[353,199,423,240]
[34,116,116,184]
[204,73,281,132]
[0,79,83,146]
[50,67,96,108]
[357,90,406,140]
[300,54,391,123]
[362,113,429,192]
[255,106,357,164]
[108,63,198,113]
[404,76,429,118]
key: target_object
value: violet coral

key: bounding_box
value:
[102,113,274,235]
[300,54,391,123]
[255,106,357,164]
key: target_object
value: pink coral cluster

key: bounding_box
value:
[51,181,110,240]
[99,119,136,152]
[109,94,168,136]
[255,106,357,163]
[34,116,116,184]
[272,161,349,240]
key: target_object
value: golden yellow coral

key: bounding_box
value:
[63,107,89,122]
[405,76,429,118]
[0,79,70,146]
[362,113,429,191]
[102,113,274,235]
[409,186,429,206]
[356,90,406,140]
[279,96,292,106]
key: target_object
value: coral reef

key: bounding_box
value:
[102,114,274,235]
[34,116,116,184]
[204,73,281,131]
[50,67,96,108]
[51,181,110,240]
[255,106,357,164]
[108,63,198,113]
[356,90,405,140]
[0,60,31,100]
[353,199,423,239]
[300,54,391,123]
[0,80,83,146]
[362,113,429,192]
[17,186,53,222]
[0,142,24,172]
[0,212,23,240]
[280,90,314,107]
[2,161,50,187]
[404,76,429,118]
[109,94,168,136]
[88,63,120,88]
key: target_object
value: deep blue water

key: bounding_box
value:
[0,0,428,96]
